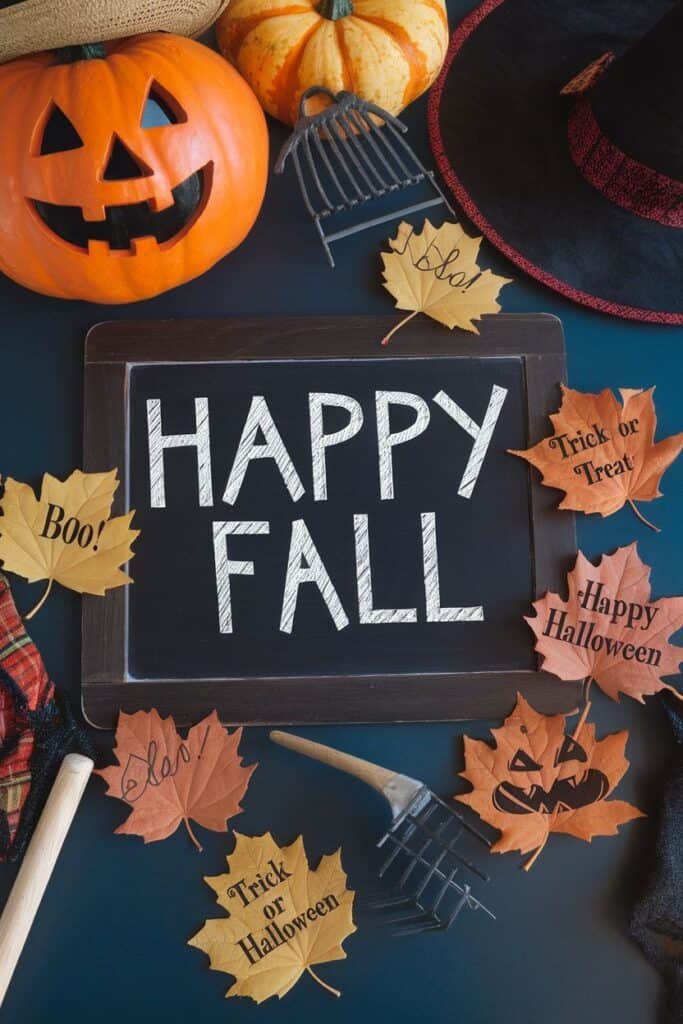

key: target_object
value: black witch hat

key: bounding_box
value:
[428,0,682,322]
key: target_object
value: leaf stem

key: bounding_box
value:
[184,818,203,852]
[381,309,419,346]
[25,578,53,620]
[523,833,548,872]
[627,499,660,533]
[306,966,341,998]
[572,677,593,741]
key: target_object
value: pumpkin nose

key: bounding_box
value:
[103,135,150,181]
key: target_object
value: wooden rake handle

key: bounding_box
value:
[270,731,396,795]
[0,753,93,1008]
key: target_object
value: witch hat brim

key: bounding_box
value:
[428,0,683,323]
[0,0,229,64]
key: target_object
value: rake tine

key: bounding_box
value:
[377,801,439,877]
[328,118,378,195]
[345,108,403,187]
[429,792,494,847]
[291,149,323,220]
[394,834,436,890]
[443,886,472,931]
[409,846,449,904]
[418,820,490,883]
[394,811,451,892]
[383,119,432,181]
[335,113,388,194]
[384,839,482,897]
[368,893,416,910]
[357,110,416,182]
[322,125,367,201]
[299,133,335,214]
[425,866,460,923]
[311,129,354,206]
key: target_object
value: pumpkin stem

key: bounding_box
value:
[317,0,353,20]
[54,42,107,64]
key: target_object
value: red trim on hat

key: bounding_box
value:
[568,98,683,228]
[427,0,683,324]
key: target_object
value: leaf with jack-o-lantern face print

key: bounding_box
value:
[457,694,645,869]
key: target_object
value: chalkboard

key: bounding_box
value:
[82,315,580,728]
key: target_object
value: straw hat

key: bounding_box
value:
[0,0,230,64]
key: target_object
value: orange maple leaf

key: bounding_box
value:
[97,709,256,850]
[509,386,683,530]
[457,693,645,869]
[526,544,683,703]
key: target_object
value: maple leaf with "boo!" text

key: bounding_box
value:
[97,709,256,851]
[380,219,511,344]
[0,469,138,617]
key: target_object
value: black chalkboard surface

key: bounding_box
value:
[82,315,580,727]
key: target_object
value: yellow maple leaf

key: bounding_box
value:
[0,469,139,617]
[189,832,356,1003]
[380,219,511,344]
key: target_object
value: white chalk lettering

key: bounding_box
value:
[223,396,305,505]
[213,521,270,633]
[147,397,213,508]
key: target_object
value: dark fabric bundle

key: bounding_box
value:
[631,693,683,1024]
[0,573,91,861]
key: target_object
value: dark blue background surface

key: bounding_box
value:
[0,2,680,1021]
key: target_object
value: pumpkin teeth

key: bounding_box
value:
[492,768,609,815]
[31,166,207,253]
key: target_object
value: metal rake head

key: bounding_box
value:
[274,86,454,266]
[369,791,495,936]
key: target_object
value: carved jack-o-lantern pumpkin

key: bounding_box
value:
[492,731,609,816]
[0,34,268,303]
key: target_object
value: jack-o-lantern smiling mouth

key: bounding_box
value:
[492,734,609,815]
[31,165,209,253]
[493,769,609,815]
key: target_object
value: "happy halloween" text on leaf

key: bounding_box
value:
[526,544,683,703]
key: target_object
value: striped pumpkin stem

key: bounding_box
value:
[317,0,353,19]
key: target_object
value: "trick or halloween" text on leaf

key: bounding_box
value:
[189,832,356,1003]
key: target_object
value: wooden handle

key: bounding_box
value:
[0,753,93,1008]
[269,731,396,794]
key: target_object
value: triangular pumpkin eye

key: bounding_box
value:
[141,82,187,128]
[40,104,84,155]
[509,748,542,772]
[556,735,588,765]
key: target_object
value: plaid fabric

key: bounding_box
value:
[0,574,54,857]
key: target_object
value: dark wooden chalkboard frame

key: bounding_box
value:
[82,314,580,728]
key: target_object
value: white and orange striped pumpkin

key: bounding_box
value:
[216,0,449,125]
